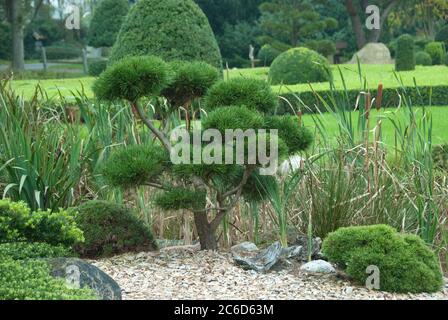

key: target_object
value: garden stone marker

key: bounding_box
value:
[48,258,122,300]
[349,43,393,64]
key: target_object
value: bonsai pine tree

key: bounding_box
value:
[93,56,313,250]
[87,0,129,48]
[109,0,222,69]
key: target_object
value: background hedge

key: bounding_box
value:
[277,85,448,115]
[109,0,222,69]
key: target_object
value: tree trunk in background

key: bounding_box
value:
[6,0,25,72]
[345,0,366,49]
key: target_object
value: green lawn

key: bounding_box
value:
[228,64,448,94]
[7,64,448,100]
[302,106,448,146]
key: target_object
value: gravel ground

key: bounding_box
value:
[92,246,448,300]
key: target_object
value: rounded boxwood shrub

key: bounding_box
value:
[0,242,73,261]
[395,34,415,71]
[269,47,331,85]
[0,199,84,247]
[425,42,445,65]
[73,200,157,258]
[204,78,278,114]
[322,225,443,293]
[0,257,97,300]
[109,0,222,69]
[93,56,171,103]
[88,59,108,77]
[101,144,170,188]
[87,0,129,48]
[257,44,282,66]
[162,60,219,107]
[415,51,432,66]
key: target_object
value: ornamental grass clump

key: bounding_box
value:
[94,55,313,249]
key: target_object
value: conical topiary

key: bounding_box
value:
[109,0,222,69]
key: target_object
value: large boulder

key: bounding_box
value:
[48,258,122,300]
[232,241,283,273]
[349,43,394,64]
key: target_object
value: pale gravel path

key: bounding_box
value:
[92,247,448,300]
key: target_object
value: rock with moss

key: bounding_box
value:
[49,258,122,300]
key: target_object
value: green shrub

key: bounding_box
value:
[109,0,222,69]
[395,34,415,71]
[155,188,205,211]
[204,78,278,114]
[88,59,108,77]
[73,200,157,258]
[162,61,219,106]
[257,44,282,66]
[0,258,96,300]
[202,105,265,133]
[433,144,448,171]
[87,0,129,48]
[0,242,73,260]
[269,47,331,85]
[101,144,170,188]
[278,85,448,115]
[304,39,336,57]
[435,25,448,48]
[0,199,84,247]
[415,51,432,66]
[44,41,82,60]
[425,42,446,65]
[322,225,443,293]
[264,116,313,153]
[93,56,171,102]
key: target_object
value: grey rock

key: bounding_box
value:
[48,258,122,300]
[294,235,322,261]
[300,260,336,274]
[233,241,283,273]
[231,242,259,254]
[280,245,303,259]
[349,43,394,64]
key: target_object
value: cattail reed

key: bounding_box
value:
[376,84,383,111]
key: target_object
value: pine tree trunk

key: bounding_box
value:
[193,212,218,250]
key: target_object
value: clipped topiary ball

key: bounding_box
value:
[74,200,157,258]
[204,78,278,114]
[202,105,265,133]
[269,47,332,85]
[257,44,282,66]
[101,144,170,188]
[109,0,222,69]
[154,187,205,211]
[87,0,129,48]
[425,42,446,65]
[93,56,171,103]
[395,34,415,71]
[415,51,432,66]
[88,59,108,77]
[264,116,313,154]
[162,60,219,107]
[435,25,448,48]
[322,225,443,293]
